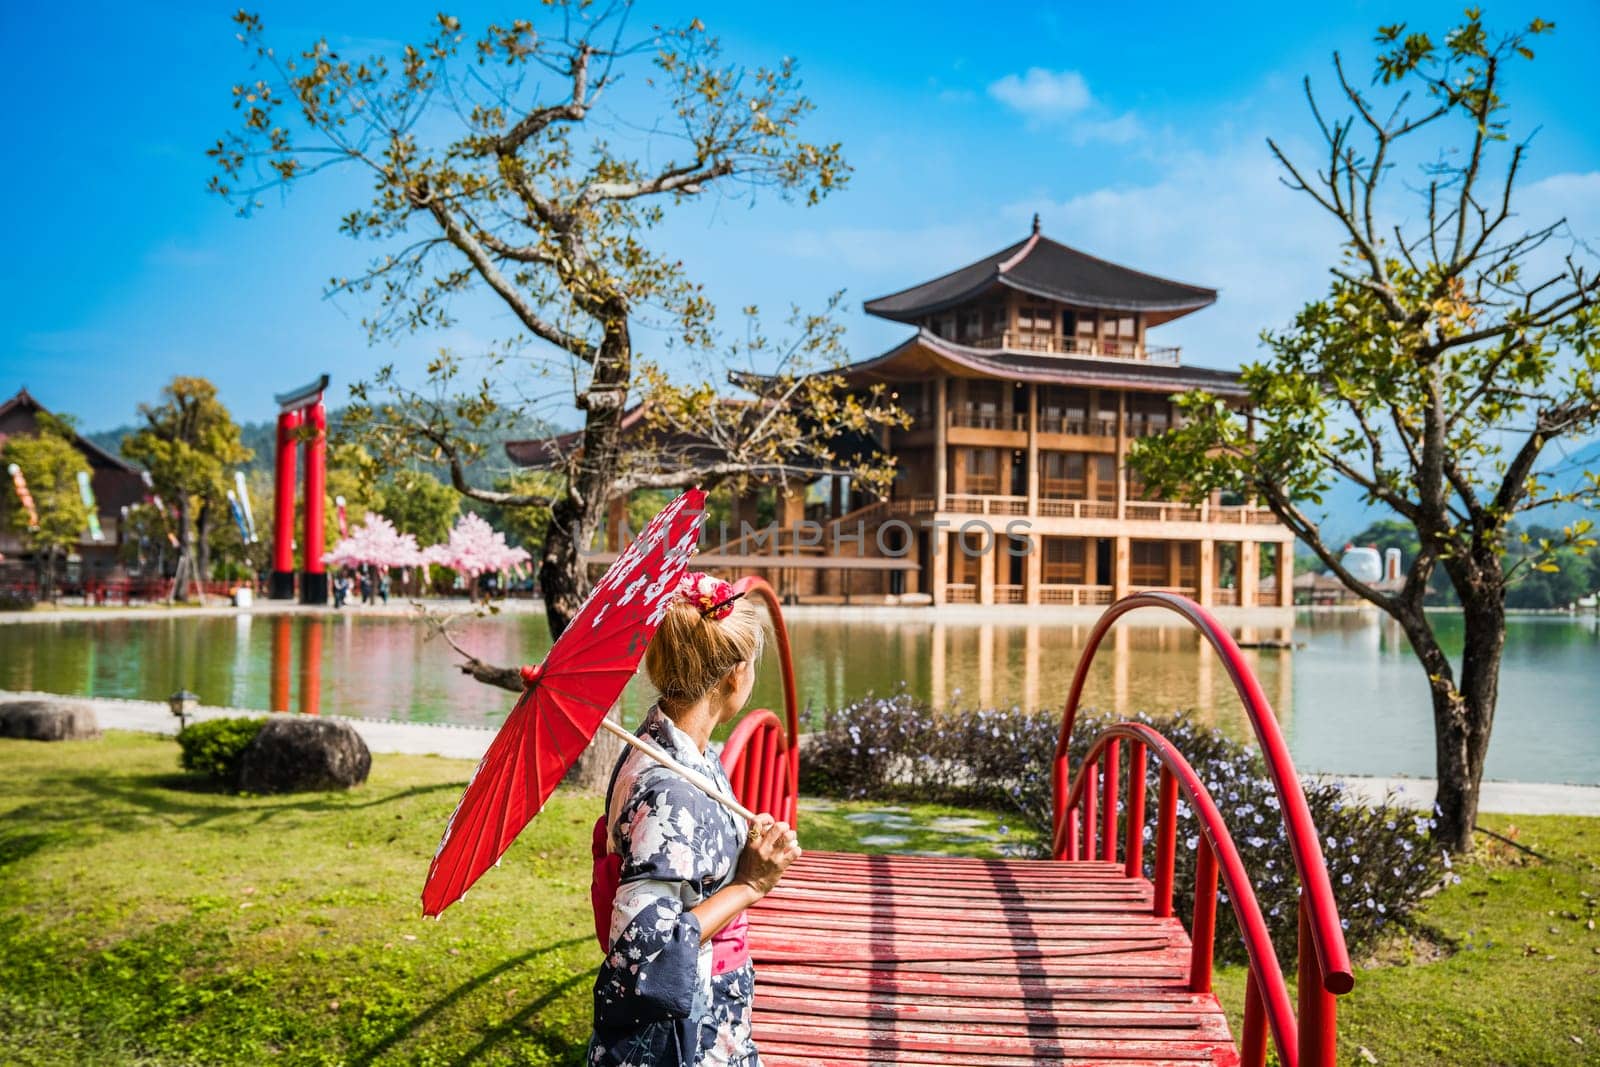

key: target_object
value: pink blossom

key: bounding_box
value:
[425,512,531,579]
[323,512,427,569]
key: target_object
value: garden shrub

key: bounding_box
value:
[0,589,36,611]
[177,717,268,787]
[800,692,1447,965]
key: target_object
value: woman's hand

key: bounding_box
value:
[735,814,801,897]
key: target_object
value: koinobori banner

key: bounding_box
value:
[234,471,258,543]
[227,489,251,545]
[76,471,104,541]
[7,463,39,529]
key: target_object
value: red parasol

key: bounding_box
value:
[421,487,746,918]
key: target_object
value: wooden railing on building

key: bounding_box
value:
[1125,502,1206,523]
[1038,498,1118,519]
[948,409,1028,431]
[967,332,1182,364]
[944,493,1029,516]
[946,583,978,603]
[891,494,1278,525]
[1039,583,1115,605]
[995,584,1026,604]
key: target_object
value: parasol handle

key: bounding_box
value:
[597,716,760,826]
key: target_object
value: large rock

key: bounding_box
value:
[0,700,100,741]
[236,716,371,794]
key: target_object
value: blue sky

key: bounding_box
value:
[3,1,1597,435]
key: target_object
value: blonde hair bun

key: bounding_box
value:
[644,592,766,707]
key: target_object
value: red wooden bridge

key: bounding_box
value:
[716,580,1353,1067]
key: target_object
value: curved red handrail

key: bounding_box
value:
[1051,592,1353,995]
[720,708,798,825]
[732,575,801,806]
[1062,722,1299,1063]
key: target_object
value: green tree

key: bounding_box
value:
[123,378,253,599]
[210,5,902,645]
[1347,519,1419,559]
[1131,14,1600,851]
[1,414,91,599]
[377,468,460,548]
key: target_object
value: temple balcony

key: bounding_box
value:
[965,332,1181,364]
[884,493,1281,526]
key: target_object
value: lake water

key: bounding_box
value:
[1,608,1595,784]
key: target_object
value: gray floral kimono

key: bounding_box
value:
[588,707,759,1067]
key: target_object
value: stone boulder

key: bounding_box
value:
[236,716,371,794]
[0,700,100,741]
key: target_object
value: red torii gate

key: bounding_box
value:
[269,374,330,604]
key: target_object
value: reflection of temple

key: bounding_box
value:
[915,620,1295,729]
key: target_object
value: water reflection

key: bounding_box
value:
[0,609,1594,783]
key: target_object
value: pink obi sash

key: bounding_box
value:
[590,814,751,975]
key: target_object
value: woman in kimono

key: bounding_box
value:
[589,573,802,1067]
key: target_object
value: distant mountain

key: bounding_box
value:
[1307,435,1600,545]
[84,406,564,483]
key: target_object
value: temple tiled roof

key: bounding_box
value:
[863,224,1217,323]
[837,331,1248,397]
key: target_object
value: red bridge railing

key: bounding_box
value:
[1052,591,1353,1067]
[719,577,800,826]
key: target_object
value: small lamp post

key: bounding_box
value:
[168,689,200,732]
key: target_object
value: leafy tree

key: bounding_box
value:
[122,377,253,599]
[1504,524,1599,609]
[321,442,381,553]
[1346,519,1419,559]
[1131,13,1600,850]
[378,468,462,549]
[210,4,903,645]
[1,414,91,598]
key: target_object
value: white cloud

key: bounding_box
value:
[1005,137,1347,367]
[987,68,1143,145]
[1070,111,1145,146]
[987,68,1092,118]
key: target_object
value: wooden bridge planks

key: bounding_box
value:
[749,850,1239,1066]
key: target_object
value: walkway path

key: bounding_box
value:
[0,598,546,625]
[5,690,1599,816]
[0,689,495,761]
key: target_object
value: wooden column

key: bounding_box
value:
[1240,540,1260,607]
[978,532,996,605]
[1114,535,1130,600]
[1115,390,1128,519]
[1025,533,1042,604]
[1026,382,1039,515]
[1278,540,1295,607]
[1167,541,1183,591]
[1198,539,1215,607]
[935,377,948,511]
[931,532,948,607]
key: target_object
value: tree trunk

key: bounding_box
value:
[1392,568,1507,853]
[1433,588,1506,851]
[535,312,632,792]
[196,500,213,591]
[175,499,195,601]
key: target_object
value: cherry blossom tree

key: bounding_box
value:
[426,513,532,584]
[323,513,426,570]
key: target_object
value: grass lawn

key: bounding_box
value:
[1,732,1597,1065]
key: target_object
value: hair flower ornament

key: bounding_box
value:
[677,571,744,620]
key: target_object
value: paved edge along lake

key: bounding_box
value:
[0,606,1595,784]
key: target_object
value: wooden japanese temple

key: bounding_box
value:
[509,221,1297,610]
